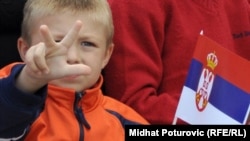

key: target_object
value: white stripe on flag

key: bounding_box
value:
[174,86,242,125]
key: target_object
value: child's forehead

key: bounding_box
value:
[33,11,102,26]
[30,14,107,40]
[38,13,105,29]
[28,8,112,43]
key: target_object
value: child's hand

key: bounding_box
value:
[24,20,91,81]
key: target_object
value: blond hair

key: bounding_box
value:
[21,0,114,44]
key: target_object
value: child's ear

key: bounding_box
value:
[101,43,114,69]
[17,37,29,62]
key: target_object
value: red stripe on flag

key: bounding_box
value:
[193,35,250,93]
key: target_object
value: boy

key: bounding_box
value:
[0,0,149,140]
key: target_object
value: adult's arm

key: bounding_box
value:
[104,0,183,124]
[104,0,250,124]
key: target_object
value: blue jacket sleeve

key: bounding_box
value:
[0,64,47,140]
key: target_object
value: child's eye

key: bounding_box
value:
[81,41,95,47]
[55,40,61,43]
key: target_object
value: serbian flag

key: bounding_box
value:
[173,32,250,125]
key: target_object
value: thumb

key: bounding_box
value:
[63,64,91,77]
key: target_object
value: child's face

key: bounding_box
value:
[28,12,113,91]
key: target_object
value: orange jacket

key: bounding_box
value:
[0,63,149,141]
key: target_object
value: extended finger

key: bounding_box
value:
[61,20,83,48]
[40,25,57,49]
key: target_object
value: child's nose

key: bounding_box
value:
[66,46,80,64]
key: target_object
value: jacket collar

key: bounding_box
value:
[47,75,104,111]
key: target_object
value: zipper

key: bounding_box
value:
[74,92,91,141]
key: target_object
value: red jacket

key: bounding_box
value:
[0,63,149,141]
[104,0,250,124]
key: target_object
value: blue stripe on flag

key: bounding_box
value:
[185,59,203,91]
[185,59,250,124]
[209,76,250,123]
